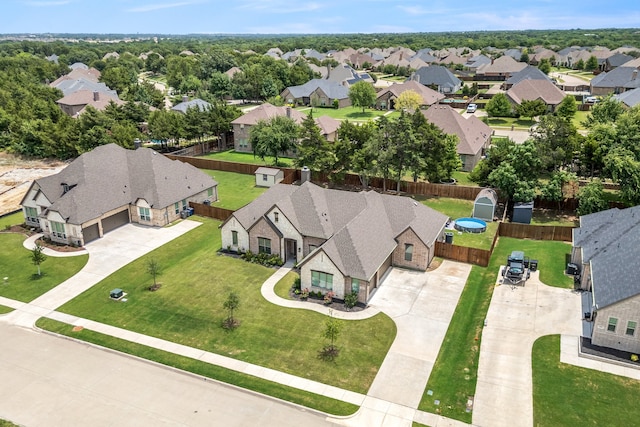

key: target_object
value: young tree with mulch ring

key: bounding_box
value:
[31,242,46,276]
[319,309,343,361]
[222,291,241,330]
[146,258,162,291]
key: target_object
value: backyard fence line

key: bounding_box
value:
[189,202,234,222]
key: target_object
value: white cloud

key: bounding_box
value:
[126,1,203,13]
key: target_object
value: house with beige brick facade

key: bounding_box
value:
[572,205,640,354]
[220,181,448,303]
[21,144,217,246]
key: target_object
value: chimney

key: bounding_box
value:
[633,69,638,80]
[301,166,311,184]
[182,95,189,103]
[286,106,291,118]
[93,91,99,101]
[491,58,494,64]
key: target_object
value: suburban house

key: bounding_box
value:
[21,144,217,246]
[572,205,640,354]
[375,80,445,110]
[220,181,448,303]
[280,79,351,108]
[422,105,492,172]
[171,97,211,114]
[590,65,640,96]
[410,65,462,94]
[326,64,374,87]
[615,87,640,108]
[475,56,527,80]
[254,167,284,187]
[603,53,634,72]
[314,115,341,142]
[503,65,553,89]
[56,90,124,117]
[231,103,307,152]
[505,79,567,112]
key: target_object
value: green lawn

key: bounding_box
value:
[485,117,534,129]
[274,271,298,299]
[296,106,399,121]
[0,212,23,230]
[202,149,295,167]
[54,217,396,395]
[533,335,640,426]
[202,169,267,210]
[531,209,579,226]
[571,110,589,130]
[0,233,88,302]
[419,237,572,422]
[0,305,14,314]
[451,171,478,187]
[37,318,358,417]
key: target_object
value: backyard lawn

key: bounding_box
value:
[296,106,398,121]
[571,110,590,130]
[202,169,267,210]
[0,212,23,229]
[202,149,295,167]
[533,335,640,426]
[0,233,88,302]
[485,117,534,129]
[52,217,396,395]
[419,237,572,422]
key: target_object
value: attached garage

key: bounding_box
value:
[82,223,100,244]
[101,209,130,234]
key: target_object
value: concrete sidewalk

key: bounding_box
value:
[4,220,202,328]
[23,233,88,257]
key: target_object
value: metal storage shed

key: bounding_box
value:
[513,201,534,224]
[472,188,497,221]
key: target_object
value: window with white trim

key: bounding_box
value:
[311,270,333,290]
[607,317,618,333]
[263,174,268,181]
[207,188,213,197]
[182,199,187,210]
[139,207,151,221]
[274,212,279,222]
[626,321,637,336]
[51,221,66,239]
[258,237,271,254]
[232,230,238,245]
[25,206,38,223]
[174,202,180,214]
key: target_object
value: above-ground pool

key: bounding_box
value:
[454,217,487,233]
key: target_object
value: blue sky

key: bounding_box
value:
[1,0,639,34]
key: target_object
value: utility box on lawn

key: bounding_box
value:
[110,288,123,299]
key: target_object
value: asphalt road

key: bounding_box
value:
[0,324,335,427]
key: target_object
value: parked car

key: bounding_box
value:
[466,103,478,113]
[585,96,599,104]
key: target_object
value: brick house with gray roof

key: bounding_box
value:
[375,80,445,110]
[505,79,566,112]
[590,65,640,96]
[280,79,351,108]
[409,65,462,94]
[220,181,448,303]
[21,144,217,246]
[572,205,640,353]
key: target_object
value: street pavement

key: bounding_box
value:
[0,323,335,427]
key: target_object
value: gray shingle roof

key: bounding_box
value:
[229,181,448,280]
[171,98,211,113]
[30,144,217,225]
[591,67,640,90]
[615,87,640,108]
[505,65,552,86]
[284,79,349,100]
[574,205,640,308]
[53,78,116,97]
[411,65,462,89]
[423,105,491,156]
[506,79,566,106]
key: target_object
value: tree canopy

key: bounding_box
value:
[348,81,376,113]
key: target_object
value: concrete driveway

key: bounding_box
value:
[3,220,201,328]
[367,261,471,408]
[473,270,581,427]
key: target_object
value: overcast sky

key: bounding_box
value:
[2,0,639,34]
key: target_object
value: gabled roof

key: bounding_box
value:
[171,98,211,113]
[574,205,640,308]
[476,55,527,75]
[230,181,447,280]
[465,55,492,69]
[376,80,445,106]
[284,79,349,100]
[225,67,242,78]
[505,65,552,86]
[50,67,102,86]
[56,90,124,115]
[255,167,281,176]
[411,65,461,89]
[314,115,340,136]
[506,79,566,106]
[231,103,307,126]
[591,66,640,90]
[70,62,89,70]
[326,64,372,86]
[422,105,491,156]
[27,144,217,225]
[52,78,116,97]
[503,49,522,61]
[615,87,640,108]
[607,53,634,67]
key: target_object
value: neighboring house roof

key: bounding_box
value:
[376,80,445,106]
[45,54,59,64]
[314,115,340,137]
[283,79,350,100]
[505,65,552,86]
[70,62,89,70]
[255,167,281,176]
[25,144,217,225]
[506,79,566,106]
[305,49,325,61]
[229,181,447,280]
[422,105,491,156]
[606,53,634,68]
[50,67,102,86]
[56,90,124,116]
[410,65,462,90]
[171,98,211,113]
[503,49,522,61]
[52,78,117,97]
[621,57,640,68]
[615,87,640,108]
[349,52,375,68]
[438,53,467,66]
[591,66,640,91]
[103,52,120,60]
[225,67,242,78]
[231,103,307,126]
[465,55,492,69]
[574,205,640,309]
[326,64,372,86]
[476,55,527,75]
[411,51,438,64]
[308,64,329,78]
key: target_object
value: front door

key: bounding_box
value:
[285,239,297,262]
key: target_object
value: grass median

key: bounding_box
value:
[37,318,358,416]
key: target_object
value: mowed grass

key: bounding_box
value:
[533,335,640,426]
[418,196,497,250]
[571,110,589,130]
[202,150,295,167]
[0,212,23,229]
[54,217,396,394]
[419,237,572,422]
[297,106,399,121]
[485,117,535,129]
[274,271,298,299]
[0,233,88,302]
[202,169,267,210]
[37,318,358,416]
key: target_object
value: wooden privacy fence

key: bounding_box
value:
[498,222,573,242]
[434,242,492,267]
[189,202,234,222]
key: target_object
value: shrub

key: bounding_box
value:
[300,288,309,299]
[631,354,639,362]
[293,277,301,291]
[324,291,335,305]
[344,291,358,309]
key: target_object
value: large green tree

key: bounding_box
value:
[555,96,577,120]
[516,99,547,119]
[250,115,300,165]
[530,114,581,171]
[295,113,335,173]
[348,81,376,113]
[485,93,513,117]
[577,179,609,216]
